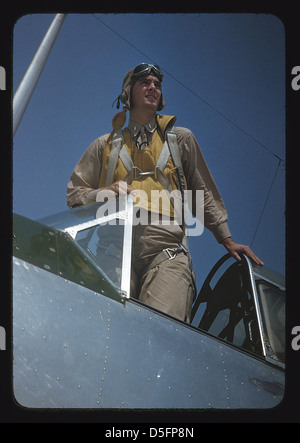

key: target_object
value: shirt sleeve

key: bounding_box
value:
[66,134,108,208]
[175,126,231,243]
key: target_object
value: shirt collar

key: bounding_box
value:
[128,117,157,137]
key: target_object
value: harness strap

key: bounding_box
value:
[145,239,197,299]
[155,139,171,173]
[106,128,181,195]
[166,132,186,196]
[104,126,197,297]
[154,140,173,193]
[119,138,174,194]
[147,242,189,271]
[119,145,134,175]
[165,131,187,232]
[105,130,124,186]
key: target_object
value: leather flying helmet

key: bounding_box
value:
[115,63,165,111]
[110,64,165,136]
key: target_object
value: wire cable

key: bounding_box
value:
[92,13,285,246]
[250,159,283,248]
[91,13,285,165]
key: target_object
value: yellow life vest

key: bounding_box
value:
[98,115,186,217]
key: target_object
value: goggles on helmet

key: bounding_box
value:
[131,63,163,81]
[113,63,165,110]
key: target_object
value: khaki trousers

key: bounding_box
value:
[130,219,195,323]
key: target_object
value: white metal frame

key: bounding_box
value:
[64,195,133,299]
[243,255,285,369]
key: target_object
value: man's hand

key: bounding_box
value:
[222,237,264,266]
[96,180,136,200]
[105,180,135,197]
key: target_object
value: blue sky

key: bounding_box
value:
[13,13,286,290]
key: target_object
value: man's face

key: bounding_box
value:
[130,74,162,111]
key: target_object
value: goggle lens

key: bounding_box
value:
[132,63,163,80]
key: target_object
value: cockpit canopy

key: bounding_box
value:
[13,195,285,368]
[13,197,134,302]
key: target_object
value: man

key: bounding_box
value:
[67,63,263,323]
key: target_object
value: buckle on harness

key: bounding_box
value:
[178,242,189,254]
[163,247,178,260]
[132,166,155,180]
[163,243,189,260]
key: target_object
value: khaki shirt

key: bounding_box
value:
[66,125,231,243]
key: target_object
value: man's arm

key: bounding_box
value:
[66,134,134,208]
[177,127,263,266]
[177,126,231,242]
[66,135,107,208]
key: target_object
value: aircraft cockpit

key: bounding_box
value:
[13,195,285,371]
[12,196,285,408]
[191,253,285,368]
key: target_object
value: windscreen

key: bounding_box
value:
[256,282,285,363]
[75,221,124,288]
